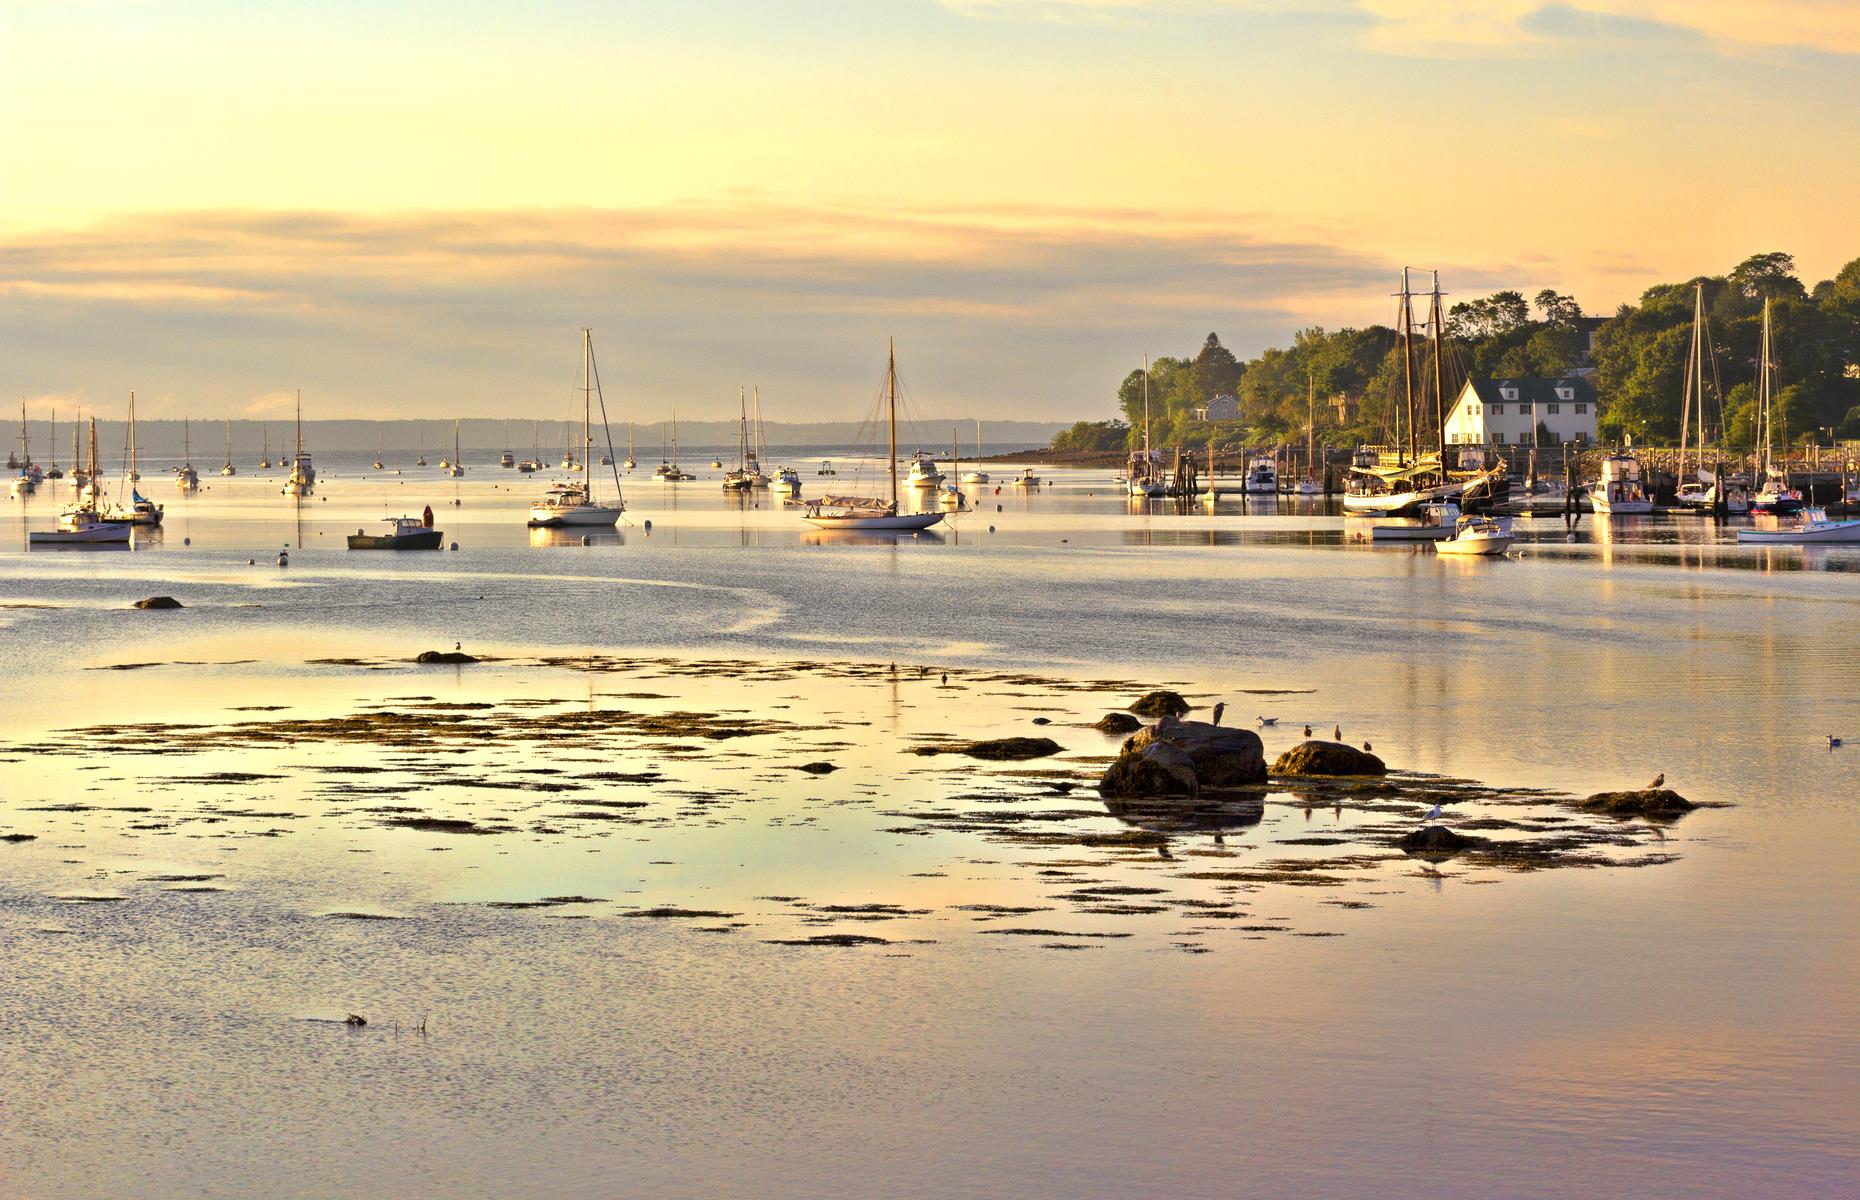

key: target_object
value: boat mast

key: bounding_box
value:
[294,390,303,461]
[1680,281,1701,480]
[1398,271,1415,468]
[739,385,748,470]
[1142,355,1151,476]
[88,416,99,497]
[582,327,594,498]
[887,338,899,508]
[1757,298,1773,477]
[128,391,138,486]
[754,385,764,465]
[1429,271,1447,471]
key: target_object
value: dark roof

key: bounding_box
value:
[1463,377,1596,406]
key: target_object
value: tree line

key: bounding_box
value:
[1057,252,1860,453]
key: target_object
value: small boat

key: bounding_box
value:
[711,457,725,469]
[1435,514,1514,556]
[623,423,637,470]
[652,406,693,481]
[817,460,837,477]
[1244,453,1279,495]
[1588,451,1651,515]
[724,387,755,490]
[35,421,131,544]
[373,431,385,471]
[1371,502,1461,542]
[1737,508,1860,544]
[804,342,945,532]
[348,514,443,550]
[282,391,316,496]
[12,402,38,494]
[1292,475,1322,495]
[518,459,538,474]
[962,420,990,484]
[258,426,272,469]
[500,423,515,468]
[1748,298,1802,515]
[1009,467,1040,488]
[527,327,625,528]
[1128,361,1167,496]
[770,465,802,497]
[444,420,464,477]
[906,452,945,489]
[175,418,200,492]
[45,408,64,478]
[416,429,428,468]
[221,420,238,475]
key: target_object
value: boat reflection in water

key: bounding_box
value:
[1101,792,1265,857]
[527,524,627,549]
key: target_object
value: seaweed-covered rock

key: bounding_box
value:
[796,761,839,775]
[133,596,183,610]
[414,650,479,664]
[1398,825,1483,855]
[1098,741,1199,798]
[1124,717,1266,787]
[1272,740,1387,777]
[1578,788,1695,816]
[912,736,1062,761]
[1128,690,1191,718]
[1093,712,1143,734]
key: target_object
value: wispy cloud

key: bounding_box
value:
[0,201,1396,420]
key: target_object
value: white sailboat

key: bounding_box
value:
[623,423,636,470]
[444,420,464,477]
[652,407,693,481]
[1128,357,1167,497]
[282,391,316,496]
[527,327,624,528]
[724,387,754,490]
[45,408,64,479]
[1749,299,1803,515]
[106,392,164,524]
[176,418,200,492]
[259,426,271,469]
[803,340,945,531]
[10,403,37,497]
[961,419,989,484]
[33,418,131,545]
[221,420,238,476]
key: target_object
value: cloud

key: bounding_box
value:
[0,201,1396,420]
[940,0,1860,55]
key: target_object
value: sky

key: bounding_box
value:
[2,0,1857,422]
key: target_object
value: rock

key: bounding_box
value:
[344,1013,368,1027]
[1,833,36,843]
[796,762,838,775]
[1092,712,1143,734]
[1272,740,1387,777]
[1128,690,1191,718]
[414,650,479,664]
[911,736,1062,761]
[133,596,183,610]
[1578,788,1696,816]
[1098,740,1199,798]
[1031,716,1052,726]
[1398,825,1483,855]
[1125,716,1267,787]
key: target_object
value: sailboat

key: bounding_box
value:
[259,426,271,469]
[528,327,625,527]
[652,406,693,481]
[32,418,131,545]
[1750,299,1803,515]
[938,426,966,508]
[1344,270,1462,515]
[1128,357,1166,497]
[623,423,636,470]
[176,418,200,492]
[105,393,163,524]
[221,420,238,476]
[803,341,945,531]
[69,411,86,488]
[961,419,989,484]
[10,403,37,496]
[45,408,63,479]
[444,420,464,477]
[373,431,385,471]
[748,386,770,486]
[1293,375,1322,495]
[416,428,428,467]
[724,387,754,490]
[500,422,515,468]
[519,422,541,472]
[282,391,316,496]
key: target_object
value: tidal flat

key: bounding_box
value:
[1,467,1856,1198]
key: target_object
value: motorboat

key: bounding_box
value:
[30,515,131,546]
[1435,514,1514,556]
[281,391,316,496]
[803,341,944,532]
[1736,508,1860,544]
[906,452,944,489]
[770,466,802,497]
[1588,452,1651,515]
[527,328,624,528]
[348,515,444,550]
[1370,503,1462,542]
[1009,467,1040,488]
[1244,454,1279,495]
[653,461,694,482]
[1750,469,1803,515]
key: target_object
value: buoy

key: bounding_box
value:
[183,537,191,545]
[580,535,591,545]
[995,504,1002,513]
[643,519,653,533]
[449,542,459,551]
[988,525,995,533]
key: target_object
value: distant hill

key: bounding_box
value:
[11,417,1066,460]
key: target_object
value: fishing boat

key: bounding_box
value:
[348,514,444,550]
[907,452,945,490]
[221,421,238,475]
[176,418,200,492]
[771,465,802,498]
[1589,450,1652,514]
[527,327,625,528]
[1748,299,1803,515]
[1244,453,1279,495]
[1009,467,1040,488]
[1370,502,1462,542]
[33,420,132,545]
[961,419,990,484]
[1435,514,1514,556]
[105,394,164,524]
[444,420,464,477]
[1737,508,1860,544]
[803,341,945,531]
[282,392,316,496]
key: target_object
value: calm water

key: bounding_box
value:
[1,457,1855,1198]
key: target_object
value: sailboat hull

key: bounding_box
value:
[803,511,944,531]
[528,503,622,528]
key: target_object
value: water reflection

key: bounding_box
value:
[1103,792,1265,856]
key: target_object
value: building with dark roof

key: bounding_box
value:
[1444,377,1597,447]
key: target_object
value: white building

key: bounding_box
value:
[1444,377,1597,447]
[1197,394,1241,422]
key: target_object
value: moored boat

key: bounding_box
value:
[1589,451,1652,515]
[527,327,624,528]
[348,513,444,550]
[1736,508,1860,544]
[1435,514,1514,556]
[803,341,944,532]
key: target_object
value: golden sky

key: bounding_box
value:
[3,0,1856,418]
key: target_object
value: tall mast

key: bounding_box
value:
[1429,271,1447,469]
[1398,271,1415,468]
[1757,298,1773,475]
[887,339,899,508]
[294,390,303,459]
[754,385,764,464]
[128,391,138,484]
[1307,371,1316,477]
[739,385,748,470]
[89,415,99,488]
[1142,355,1151,463]
[581,327,593,487]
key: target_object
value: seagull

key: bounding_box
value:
[1829,734,1844,748]
[1332,724,1342,741]
[1647,772,1665,789]
[1424,804,1442,822]
[1256,714,1277,727]
[1212,702,1226,725]
[1303,724,1312,737]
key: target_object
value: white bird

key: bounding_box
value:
[1256,715,1277,727]
[1424,804,1442,822]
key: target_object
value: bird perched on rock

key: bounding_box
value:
[1212,702,1226,726]
[1363,741,1373,752]
[1647,772,1665,789]
[1303,724,1312,737]
[1256,714,1277,727]
[1333,724,1342,741]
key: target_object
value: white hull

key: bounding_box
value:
[804,511,944,531]
[1344,490,1424,515]
[1436,532,1514,556]
[1590,492,1653,515]
[1737,521,1860,544]
[31,522,131,545]
[960,472,989,484]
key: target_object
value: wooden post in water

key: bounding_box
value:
[1562,440,1576,528]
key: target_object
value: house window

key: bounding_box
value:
[1465,401,1477,416]
[1488,404,1503,415]
[1548,403,1560,415]
[1491,433,1506,445]
[1501,387,1518,401]
[1557,387,1574,401]
[1575,403,1588,415]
